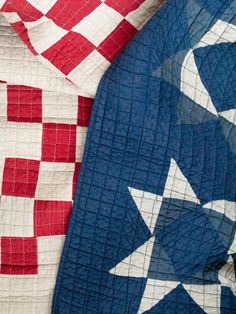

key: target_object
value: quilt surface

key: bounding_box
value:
[53,0,236,313]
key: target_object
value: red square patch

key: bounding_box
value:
[98,20,137,62]
[42,31,95,75]
[7,85,42,123]
[46,0,101,30]
[42,123,77,163]
[2,158,40,198]
[105,0,145,16]
[77,96,93,127]
[0,237,37,275]
[34,200,72,236]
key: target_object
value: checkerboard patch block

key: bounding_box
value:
[0,82,93,305]
[0,8,99,309]
[0,0,162,96]
[0,84,92,312]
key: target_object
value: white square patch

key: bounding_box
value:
[72,3,124,46]
[42,91,78,124]
[35,162,75,201]
[0,196,34,237]
[0,122,43,160]
[38,235,65,265]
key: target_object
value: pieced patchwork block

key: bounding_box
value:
[0,82,92,296]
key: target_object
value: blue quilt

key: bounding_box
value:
[52,0,236,313]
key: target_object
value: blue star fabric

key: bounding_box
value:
[52,0,236,313]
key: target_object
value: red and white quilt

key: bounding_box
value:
[0,51,92,313]
[0,0,161,97]
[0,1,163,313]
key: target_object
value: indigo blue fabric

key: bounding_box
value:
[52,0,236,313]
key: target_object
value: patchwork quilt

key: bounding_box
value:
[0,0,162,97]
[0,1,163,313]
[52,0,236,313]
[0,18,90,313]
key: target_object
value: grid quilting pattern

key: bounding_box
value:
[52,0,236,313]
[0,0,164,97]
[0,81,93,313]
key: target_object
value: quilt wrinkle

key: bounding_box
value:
[0,1,164,313]
[52,0,236,313]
